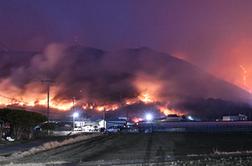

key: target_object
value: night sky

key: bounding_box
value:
[1,0,252,87]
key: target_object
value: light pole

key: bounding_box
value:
[145,113,153,122]
[145,113,153,132]
[103,108,106,129]
[72,112,79,130]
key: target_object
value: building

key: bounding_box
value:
[98,120,106,129]
[74,119,104,132]
[222,114,248,121]
[0,120,11,140]
[160,114,183,122]
[106,118,127,128]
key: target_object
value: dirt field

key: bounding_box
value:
[3,132,252,165]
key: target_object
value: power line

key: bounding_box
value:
[0,94,18,102]
[0,94,32,111]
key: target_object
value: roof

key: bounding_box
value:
[167,114,179,117]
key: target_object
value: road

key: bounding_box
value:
[3,132,252,165]
[0,136,69,157]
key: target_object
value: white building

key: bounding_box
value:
[74,119,106,132]
[222,114,248,121]
[98,120,106,129]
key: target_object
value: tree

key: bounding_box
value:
[0,108,47,140]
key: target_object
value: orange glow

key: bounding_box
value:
[132,117,143,123]
[0,74,181,116]
[138,92,154,103]
[0,88,181,116]
[133,73,164,103]
[214,40,252,94]
[95,104,119,112]
[81,103,120,112]
[125,98,139,105]
[0,80,73,111]
[240,65,251,93]
[158,106,180,116]
[0,96,73,111]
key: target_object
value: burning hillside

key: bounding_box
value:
[0,44,251,119]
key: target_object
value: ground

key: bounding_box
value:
[2,132,252,165]
[0,136,70,157]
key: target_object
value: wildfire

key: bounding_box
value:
[0,89,180,116]
[138,92,155,103]
[132,117,143,123]
[133,72,164,104]
[124,91,156,105]
[95,104,119,112]
[158,106,180,116]
[125,98,139,105]
[0,82,74,111]
[0,73,181,116]
[0,95,73,111]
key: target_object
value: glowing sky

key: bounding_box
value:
[1,0,252,90]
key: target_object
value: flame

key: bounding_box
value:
[95,104,119,112]
[125,98,139,105]
[0,95,73,111]
[132,117,143,123]
[0,80,74,111]
[0,90,180,116]
[158,106,180,116]
[0,73,181,116]
[133,73,164,103]
[138,92,155,103]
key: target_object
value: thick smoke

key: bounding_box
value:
[0,44,251,118]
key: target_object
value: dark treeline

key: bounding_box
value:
[0,108,47,140]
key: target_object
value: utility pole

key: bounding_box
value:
[120,92,128,123]
[103,108,106,129]
[72,96,76,112]
[41,79,53,121]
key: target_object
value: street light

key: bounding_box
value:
[187,115,194,121]
[145,113,153,121]
[145,113,154,133]
[72,112,79,130]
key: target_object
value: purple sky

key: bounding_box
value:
[1,0,252,87]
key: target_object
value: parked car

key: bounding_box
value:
[127,127,139,133]
[82,125,99,132]
[106,126,121,133]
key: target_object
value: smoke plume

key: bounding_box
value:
[0,44,251,119]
